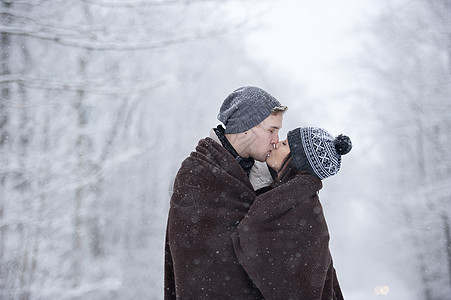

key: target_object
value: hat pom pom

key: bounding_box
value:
[334,134,352,155]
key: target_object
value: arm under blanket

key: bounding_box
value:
[232,174,344,300]
[165,138,264,299]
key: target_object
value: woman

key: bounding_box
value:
[232,127,351,300]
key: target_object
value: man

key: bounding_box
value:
[165,86,287,299]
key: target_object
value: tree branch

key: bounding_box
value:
[0,22,247,50]
[79,0,236,8]
[0,74,166,95]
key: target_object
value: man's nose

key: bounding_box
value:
[271,136,279,148]
[273,140,283,149]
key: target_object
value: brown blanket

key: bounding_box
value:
[165,137,344,299]
[232,174,344,300]
[165,137,263,299]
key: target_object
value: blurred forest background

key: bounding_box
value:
[1,0,450,299]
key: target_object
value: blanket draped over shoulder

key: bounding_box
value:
[232,174,344,300]
[165,137,264,299]
[165,137,344,300]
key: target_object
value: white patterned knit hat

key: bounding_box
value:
[287,127,352,179]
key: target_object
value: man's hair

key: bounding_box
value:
[271,106,288,116]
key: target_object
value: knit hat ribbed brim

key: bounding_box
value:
[217,86,285,134]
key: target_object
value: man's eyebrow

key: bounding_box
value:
[258,123,280,130]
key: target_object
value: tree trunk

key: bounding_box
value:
[17,33,33,300]
[73,52,88,288]
[0,1,12,293]
[441,212,451,293]
[27,96,51,299]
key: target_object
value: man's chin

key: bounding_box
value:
[255,156,269,163]
[250,156,263,163]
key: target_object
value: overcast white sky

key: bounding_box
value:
[243,0,380,98]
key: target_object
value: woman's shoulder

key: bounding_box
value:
[270,172,323,198]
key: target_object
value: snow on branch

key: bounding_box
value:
[80,0,235,8]
[0,23,246,50]
[38,277,122,300]
[0,74,166,95]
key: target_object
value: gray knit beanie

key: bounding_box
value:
[287,127,352,179]
[218,86,285,134]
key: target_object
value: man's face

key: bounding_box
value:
[240,114,283,162]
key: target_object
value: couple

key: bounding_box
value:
[165,86,351,299]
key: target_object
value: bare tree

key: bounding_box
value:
[0,0,261,298]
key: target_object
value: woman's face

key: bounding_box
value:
[266,138,291,172]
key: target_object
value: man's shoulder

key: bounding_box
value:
[208,127,221,144]
[206,127,274,191]
[194,136,227,157]
[179,133,231,169]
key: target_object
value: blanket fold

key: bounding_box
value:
[165,137,263,299]
[232,174,344,300]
